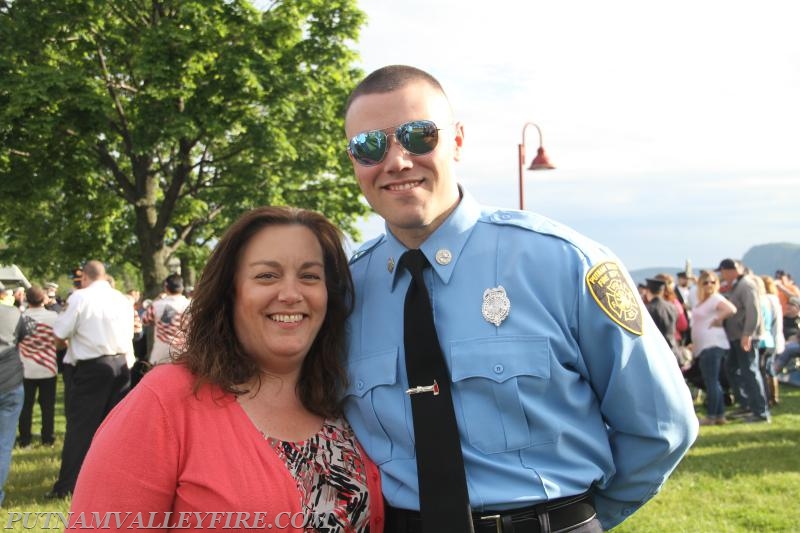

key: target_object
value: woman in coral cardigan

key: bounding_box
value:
[69,207,383,532]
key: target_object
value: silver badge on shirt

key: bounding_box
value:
[482,285,511,326]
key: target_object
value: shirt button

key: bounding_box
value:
[493,364,504,374]
[357,380,365,390]
[500,213,512,220]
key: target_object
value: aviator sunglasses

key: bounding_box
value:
[347,120,443,166]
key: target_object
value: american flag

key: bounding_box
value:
[143,303,155,325]
[133,307,143,334]
[18,320,58,374]
[154,305,186,349]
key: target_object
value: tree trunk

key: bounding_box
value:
[140,241,169,299]
[134,201,169,298]
[180,257,196,290]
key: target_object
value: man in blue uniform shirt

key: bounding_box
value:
[342,65,698,532]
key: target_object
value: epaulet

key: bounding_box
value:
[478,208,610,256]
[349,234,385,265]
[479,208,572,238]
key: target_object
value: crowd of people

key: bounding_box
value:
[0,264,193,505]
[0,64,793,531]
[638,263,800,426]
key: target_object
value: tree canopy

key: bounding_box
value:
[0,0,367,295]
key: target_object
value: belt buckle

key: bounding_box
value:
[479,513,502,533]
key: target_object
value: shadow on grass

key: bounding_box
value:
[7,444,62,507]
[12,445,59,462]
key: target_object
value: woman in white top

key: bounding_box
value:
[691,270,737,425]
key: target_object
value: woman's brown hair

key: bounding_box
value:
[174,206,354,418]
[655,273,677,302]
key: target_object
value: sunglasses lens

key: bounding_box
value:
[349,131,388,166]
[397,120,439,155]
[349,120,441,166]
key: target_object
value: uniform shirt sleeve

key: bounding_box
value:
[53,293,81,341]
[116,291,136,347]
[577,261,698,529]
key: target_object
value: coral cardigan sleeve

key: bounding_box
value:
[68,377,180,530]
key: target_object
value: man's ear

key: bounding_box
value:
[452,121,465,162]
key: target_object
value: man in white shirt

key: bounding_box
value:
[47,260,133,498]
[143,273,190,365]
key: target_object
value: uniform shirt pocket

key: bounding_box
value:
[344,347,412,464]
[450,336,552,454]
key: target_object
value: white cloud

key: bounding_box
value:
[249,0,799,270]
[351,0,800,270]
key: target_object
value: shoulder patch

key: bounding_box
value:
[348,235,384,265]
[586,261,643,335]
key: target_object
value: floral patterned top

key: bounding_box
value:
[267,417,371,532]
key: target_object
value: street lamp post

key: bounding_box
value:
[517,122,555,210]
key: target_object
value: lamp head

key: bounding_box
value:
[528,146,555,170]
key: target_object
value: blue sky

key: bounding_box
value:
[346,0,799,271]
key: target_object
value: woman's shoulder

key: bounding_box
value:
[136,363,232,409]
[707,292,732,308]
[142,362,194,387]
[136,363,201,403]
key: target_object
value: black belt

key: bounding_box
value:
[76,353,125,365]
[386,492,596,533]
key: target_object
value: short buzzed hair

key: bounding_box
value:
[82,260,106,281]
[26,285,45,306]
[164,273,184,294]
[345,65,448,115]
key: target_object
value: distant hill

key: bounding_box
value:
[629,242,800,284]
[629,266,691,284]
[742,242,800,279]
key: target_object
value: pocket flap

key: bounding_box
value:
[450,336,550,383]
[345,347,399,398]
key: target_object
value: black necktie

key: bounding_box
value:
[400,249,473,533]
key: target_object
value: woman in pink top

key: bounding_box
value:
[69,207,383,532]
[691,270,737,426]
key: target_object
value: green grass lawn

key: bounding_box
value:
[3,381,799,531]
[613,383,800,533]
[4,379,70,530]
